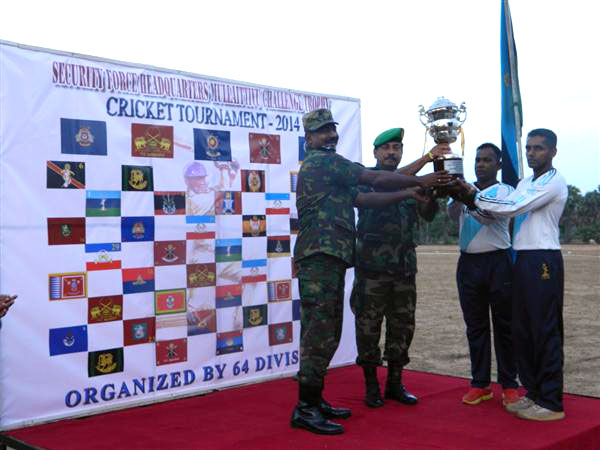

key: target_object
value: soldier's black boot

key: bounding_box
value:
[319,398,352,419]
[290,384,344,434]
[384,363,418,405]
[362,366,384,408]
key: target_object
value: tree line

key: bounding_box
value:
[416,185,600,245]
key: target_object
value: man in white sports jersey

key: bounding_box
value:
[448,143,519,407]
[457,129,568,421]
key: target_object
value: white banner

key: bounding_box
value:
[0,42,362,429]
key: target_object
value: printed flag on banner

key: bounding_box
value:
[290,172,298,193]
[121,216,155,242]
[241,259,267,283]
[49,272,87,300]
[242,215,266,237]
[123,317,156,346]
[47,217,85,245]
[187,309,217,336]
[194,129,232,161]
[85,243,122,271]
[49,325,88,356]
[216,284,242,308]
[216,330,243,355]
[47,160,85,189]
[60,118,107,156]
[154,240,186,266]
[265,193,290,215]
[241,169,265,193]
[122,267,155,294]
[155,289,187,315]
[501,0,523,187]
[88,295,123,324]
[298,136,306,162]
[267,280,292,302]
[243,304,268,328]
[249,133,281,164]
[122,165,154,191]
[292,299,300,321]
[215,191,242,215]
[215,239,242,262]
[267,235,291,258]
[187,263,216,288]
[156,338,188,365]
[88,348,124,377]
[131,123,174,158]
[186,215,216,239]
[154,191,186,215]
[86,190,121,217]
[269,322,293,346]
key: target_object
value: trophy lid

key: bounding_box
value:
[427,97,458,113]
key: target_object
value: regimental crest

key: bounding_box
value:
[267,236,291,258]
[61,118,107,156]
[49,272,87,300]
[154,191,185,215]
[249,133,281,164]
[131,124,174,158]
[154,240,186,266]
[123,317,156,346]
[88,295,123,323]
[122,165,154,191]
[187,263,217,288]
[88,348,124,377]
[47,160,85,189]
[243,214,267,237]
[122,267,155,294]
[155,289,187,315]
[49,325,88,356]
[269,322,293,346]
[241,169,265,193]
[267,280,292,302]
[541,263,550,280]
[86,190,121,217]
[48,217,86,245]
[243,304,268,328]
[216,284,242,308]
[156,338,188,365]
[215,239,242,263]
[194,129,232,161]
[121,216,155,242]
[215,191,242,215]
[216,330,243,355]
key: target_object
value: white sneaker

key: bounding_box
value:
[505,396,535,414]
[517,404,565,421]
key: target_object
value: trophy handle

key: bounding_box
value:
[457,102,467,124]
[418,105,428,126]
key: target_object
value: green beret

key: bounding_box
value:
[373,128,404,148]
[302,109,338,131]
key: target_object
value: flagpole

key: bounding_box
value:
[504,0,524,179]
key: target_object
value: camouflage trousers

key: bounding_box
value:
[350,268,416,367]
[296,254,347,388]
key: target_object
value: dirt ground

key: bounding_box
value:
[397,244,600,398]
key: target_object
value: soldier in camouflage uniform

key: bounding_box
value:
[351,128,449,408]
[290,111,451,435]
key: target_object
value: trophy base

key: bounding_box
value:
[433,157,463,198]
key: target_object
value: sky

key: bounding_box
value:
[1,0,598,192]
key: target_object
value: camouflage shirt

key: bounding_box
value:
[356,166,418,275]
[294,147,363,266]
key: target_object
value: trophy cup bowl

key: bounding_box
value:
[418,97,467,178]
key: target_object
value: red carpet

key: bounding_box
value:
[2,365,599,449]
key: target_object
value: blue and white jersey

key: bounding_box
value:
[448,182,513,253]
[474,169,568,250]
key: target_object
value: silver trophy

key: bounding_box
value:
[418,97,467,177]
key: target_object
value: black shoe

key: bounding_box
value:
[290,402,344,435]
[384,385,418,405]
[365,384,384,408]
[319,399,352,419]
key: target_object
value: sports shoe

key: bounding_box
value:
[505,396,535,414]
[502,388,521,406]
[462,387,493,405]
[517,404,566,421]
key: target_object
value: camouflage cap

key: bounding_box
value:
[373,128,404,148]
[302,109,338,131]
